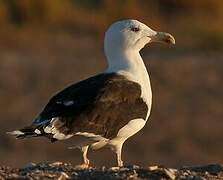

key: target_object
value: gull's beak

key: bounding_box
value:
[150,32,175,45]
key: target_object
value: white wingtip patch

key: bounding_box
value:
[7,130,24,136]
[34,129,41,134]
[44,126,52,133]
[63,100,74,106]
[43,118,73,140]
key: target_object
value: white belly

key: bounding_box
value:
[108,118,146,147]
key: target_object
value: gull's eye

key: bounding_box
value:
[130,27,140,32]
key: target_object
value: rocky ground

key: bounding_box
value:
[0,162,223,180]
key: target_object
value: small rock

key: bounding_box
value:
[58,172,70,180]
[163,168,176,180]
[119,167,129,171]
[51,162,64,166]
[109,167,120,171]
[71,171,78,176]
[148,165,159,171]
[24,162,36,169]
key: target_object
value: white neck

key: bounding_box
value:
[105,49,152,120]
[105,49,142,75]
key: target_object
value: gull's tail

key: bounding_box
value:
[7,125,42,139]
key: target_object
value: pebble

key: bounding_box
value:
[58,172,70,180]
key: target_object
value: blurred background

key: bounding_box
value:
[0,0,223,168]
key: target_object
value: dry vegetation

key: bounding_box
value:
[0,0,222,171]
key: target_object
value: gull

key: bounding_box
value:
[8,19,175,167]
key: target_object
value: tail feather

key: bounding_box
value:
[7,125,42,139]
[7,119,59,143]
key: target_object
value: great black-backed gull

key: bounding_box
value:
[8,19,175,167]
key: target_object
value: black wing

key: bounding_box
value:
[32,72,148,139]
[37,73,116,120]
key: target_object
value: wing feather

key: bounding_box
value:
[32,73,148,140]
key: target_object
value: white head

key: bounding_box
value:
[104,19,175,68]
